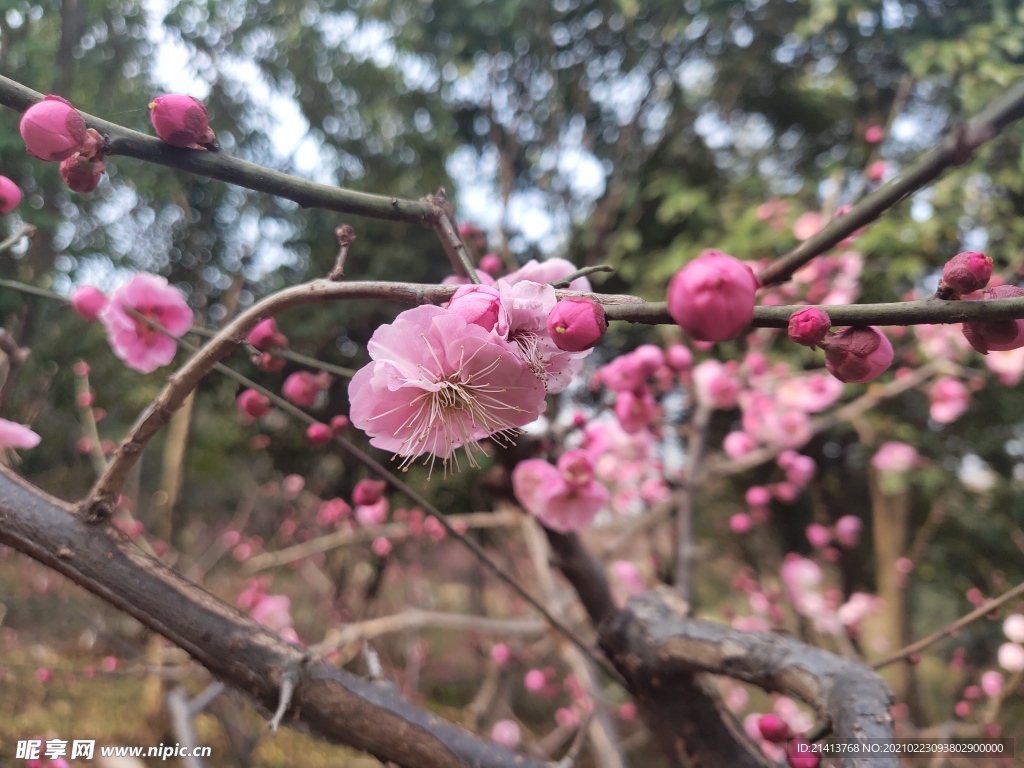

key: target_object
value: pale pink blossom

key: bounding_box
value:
[446,284,501,330]
[356,498,389,527]
[317,498,351,525]
[985,346,1024,385]
[611,560,645,595]
[746,486,771,507]
[793,212,824,241]
[871,441,918,474]
[441,269,496,286]
[834,515,862,547]
[929,377,970,423]
[776,373,844,413]
[349,306,546,470]
[497,279,586,392]
[692,360,741,409]
[504,258,592,291]
[779,451,816,487]
[490,643,511,666]
[723,431,758,458]
[371,537,392,556]
[997,642,1024,672]
[512,455,609,533]
[740,392,812,449]
[915,323,972,363]
[491,720,521,748]
[524,669,546,692]
[667,250,759,342]
[666,344,693,371]
[99,274,193,373]
[837,592,880,627]
[250,594,294,634]
[1004,614,1024,643]
[0,419,41,450]
[613,388,660,434]
[981,670,1004,698]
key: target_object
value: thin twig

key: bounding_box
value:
[551,265,615,288]
[872,580,1024,669]
[269,669,298,732]
[329,225,356,280]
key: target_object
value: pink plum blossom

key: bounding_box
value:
[871,442,918,474]
[283,371,330,407]
[834,516,862,547]
[779,451,816,487]
[665,344,693,371]
[776,373,844,413]
[0,419,41,450]
[667,250,759,342]
[60,152,105,192]
[513,452,609,533]
[613,388,659,434]
[997,643,1024,672]
[806,524,831,548]
[1004,614,1024,643]
[149,94,217,149]
[962,285,1024,354]
[100,274,193,373]
[490,720,521,748]
[504,258,592,291]
[929,377,970,423]
[479,253,504,276]
[247,318,288,351]
[306,422,333,444]
[547,298,607,352]
[758,714,791,743]
[984,346,1024,385]
[611,560,645,595]
[237,389,271,419]
[723,431,758,458]
[490,643,511,666]
[250,594,294,634]
[524,669,546,692]
[692,360,740,409]
[70,286,108,321]
[730,513,752,534]
[356,498,389,527]
[865,125,885,143]
[20,95,88,161]
[447,284,501,329]
[793,212,824,241]
[746,486,771,507]
[349,305,545,470]
[981,670,1004,698]
[371,537,392,556]
[0,176,21,214]
[941,251,992,296]
[787,307,831,347]
[353,479,386,506]
[497,279,586,392]
[866,160,888,182]
[824,326,893,383]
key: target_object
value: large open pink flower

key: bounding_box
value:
[348,305,546,472]
[512,451,609,533]
[100,273,193,373]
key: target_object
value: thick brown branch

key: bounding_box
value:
[601,588,898,768]
[0,466,547,768]
[757,79,1024,286]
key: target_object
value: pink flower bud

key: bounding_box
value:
[255,353,286,372]
[745,486,771,507]
[547,298,607,352]
[866,160,888,183]
[19,95,88,161]
[524,669,546,693]
[149,94,217,149]
[330,414,350,432]
[981,670,1004,698]
[282,371,325,407]
[865,125,885,144]
[871,441,918,474]
[247,318,288,351]
[961,285,1024,354]
[665,344,693,371]
[806,523,831,549]
[834,515,862,547]
[479,253,504,276]
[0,176,22,214]
[447,284,501,330]
[929,376,970,423]
[786,740,820,768]
[352,478,386,506]
[723,431,758,458]
[941,251,992,296]
[306,422,333,444]
[490,643,511,666]
[787,307,831,348]
[757,714,791,743]
[667,250,759,342]
[793,212,824,241]
[70,285,108,321]
[59,152,105,193]
[729,513,752,534]
[823,326,893,383]
[490,720,520,749]
[371,536,392,557]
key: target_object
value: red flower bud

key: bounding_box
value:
[0,176,22,214]
[352,478,386,506]
[306,422,333,445]
[941,251,992,296]
[961,285,1024,354]
[667,250,759,342]
[247,318,288,351]
[19,95,88,161]
[59,152,106,193]
[237,389,271,419]
[70,286,108,321]
[547,298,607,352]
[787,307,831,347]
[823,326,893,383]
[149,95,217,149]
[757,714,791,743]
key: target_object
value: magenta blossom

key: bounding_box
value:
[962,285,1024,354]
[479,253,504,276]
[282,371,330,407]
[667,250,759,342]
[70,285,108,321]
[547,298,607,352]
[513,452,609,533]
[787,307,831,347]
[823,326,893,383]
[0,176,22,214]
[0,419,41,450]
[247,318,288,351]
[149,95,217,149]
[349,305,545,470]
[237,389,271,419]
[941,251,992,296]
[100,274,193,373]
[19,95,88,161]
